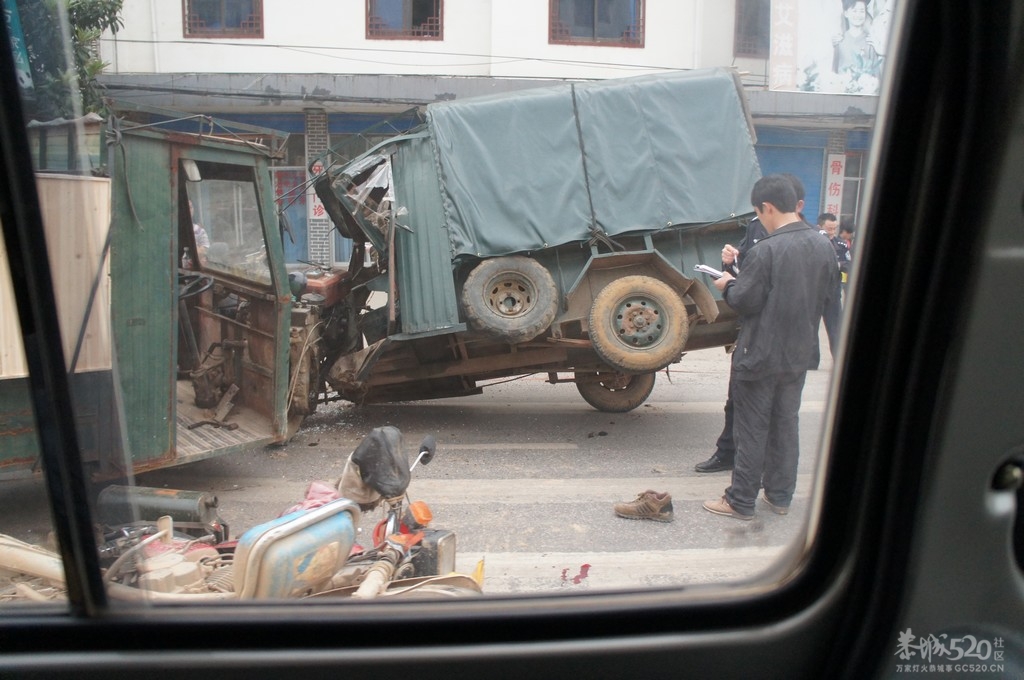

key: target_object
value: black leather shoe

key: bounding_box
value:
[695,453,734,473]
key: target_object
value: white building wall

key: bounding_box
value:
[102,1,754,81]
[106,0,495,76]
[488,2,699,79]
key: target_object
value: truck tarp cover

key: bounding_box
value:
[425,68,761,259]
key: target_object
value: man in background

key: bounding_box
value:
[818,212,848,357]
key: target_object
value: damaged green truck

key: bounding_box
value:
[312,67,761,412]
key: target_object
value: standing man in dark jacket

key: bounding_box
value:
[703,174,839,519]
[695,173,806,474]
[693,215,768,473]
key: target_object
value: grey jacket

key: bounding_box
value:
[723,221,839,379]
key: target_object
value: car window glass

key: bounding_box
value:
[0,1,896,607]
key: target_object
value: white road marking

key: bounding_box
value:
[409,475,815,502]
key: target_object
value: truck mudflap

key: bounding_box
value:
[682,273,719,325]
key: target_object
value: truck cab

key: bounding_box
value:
[0,121,306,479]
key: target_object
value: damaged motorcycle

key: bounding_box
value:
[0,427,482,603]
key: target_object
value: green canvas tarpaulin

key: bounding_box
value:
[424,67,761,259]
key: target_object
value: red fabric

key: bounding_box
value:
[279,480,341,516]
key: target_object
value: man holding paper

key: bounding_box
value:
[702,174,838,519]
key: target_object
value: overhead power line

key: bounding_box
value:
[103,81,438,107]
[101,37,681,73]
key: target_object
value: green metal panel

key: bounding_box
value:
[392,136,461,334]
[253,154,294,436]
[109,131,176,468]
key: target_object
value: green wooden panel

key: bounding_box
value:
[109,132,175,466]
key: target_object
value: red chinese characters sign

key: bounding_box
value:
[825,154,846,217]
[308,161,326,221]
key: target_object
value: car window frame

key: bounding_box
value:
[1,1,1021,677]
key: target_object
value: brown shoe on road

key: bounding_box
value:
[702,495,754,521]
[614,490,674,522]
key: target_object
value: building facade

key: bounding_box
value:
[98,0,877,265]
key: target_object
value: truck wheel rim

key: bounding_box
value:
[486,274,535,318]
[613,296,665,348]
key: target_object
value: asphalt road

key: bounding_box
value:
[0,334,836,596]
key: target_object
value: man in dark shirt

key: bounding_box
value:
[695,174,806,474]
[703,174,839,519]
[693,215,768,473]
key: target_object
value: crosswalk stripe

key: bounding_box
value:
[409,475,815,503]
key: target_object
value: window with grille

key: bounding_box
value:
[734,0,770,58]
[184,0,263,38]
[549,0,644,47]
[367,0,443,40]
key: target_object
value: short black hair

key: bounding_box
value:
[817,212,838,225]
[780,173,806,202]
[751,174,799,214]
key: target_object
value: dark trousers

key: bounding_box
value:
[725,371,807,515]
[822,283,842,357]
[714,378,736,462]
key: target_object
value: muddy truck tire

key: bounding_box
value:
[588,275,688,374]
[461,256,559,344]
[575,370,657,413]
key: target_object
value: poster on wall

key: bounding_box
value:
[770,0,895,95]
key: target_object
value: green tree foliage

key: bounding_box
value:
[16,0,123,119]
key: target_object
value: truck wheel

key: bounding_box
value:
[462,256,558,344]
[589,276,688,373]
[575,370,656,413]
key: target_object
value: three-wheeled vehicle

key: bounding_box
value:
[310,67,762,413]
